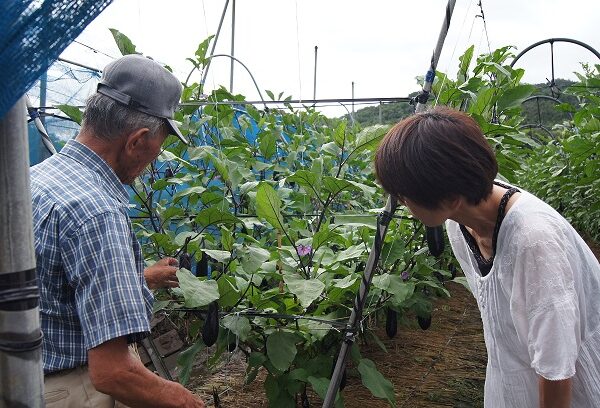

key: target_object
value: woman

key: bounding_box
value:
[374,106,600,408]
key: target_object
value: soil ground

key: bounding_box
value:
[186,238,600,408]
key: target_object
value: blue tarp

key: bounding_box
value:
[1,0,112,119]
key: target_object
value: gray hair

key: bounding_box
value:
[81,93,167,140]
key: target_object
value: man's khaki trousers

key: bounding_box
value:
[44,345,139,408]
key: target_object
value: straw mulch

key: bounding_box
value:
[188,238,600,407]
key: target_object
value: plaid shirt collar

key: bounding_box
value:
[59,139,129,205]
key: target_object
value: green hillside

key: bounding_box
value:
[344,79,578,129]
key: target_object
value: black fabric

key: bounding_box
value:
[460,182,520,277]
[0,0,113,118]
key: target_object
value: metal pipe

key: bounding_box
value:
[415,0,456,113]
[510,38,600,67]
[323,2,457,406]
[34,96,413,110]
[230,0,236,93]
[322,197,397,407]
[26,95,57,156]
[200,0,231,89]
[313,45,318,100]
[204,54,267,109]
[57,57,102,73]
[0,97,44,408]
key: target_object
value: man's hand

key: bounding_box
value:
[144,257,179,290]
[89,337,205,407]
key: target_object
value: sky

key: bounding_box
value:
[59,0,600,117]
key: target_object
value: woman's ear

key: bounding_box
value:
[443,195,463,213]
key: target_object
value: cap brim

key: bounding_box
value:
[166,118,189,145]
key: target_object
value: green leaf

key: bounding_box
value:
[372,274,415,304]
[177,339,204,385]
[256,183,285,230]
[381,239,406,265]
[333,121,347,147]
[266,331,298,372]
[222,315,251,341]
[284,274,325,308]
[312,228,343,251]
[109,28,138,55]
[334,244,365,264]
[321,141,342,156]
[333,214,377,229]
[307,376,344,407]
[458,45,474,80]
[259,130,277,159]
[358,358,397,406]
[176,269,220,307]
[194,35,215,64]
[348,124,389,159]
[195,207,239,227]
[497,84,536,112]
[322,176,359,196]
[469,87,496,116]
[239,246,271,273]
[173,186,206,203]
[216,275,240,308]
[287,170,319,196]
[56,104,83,125]
[203,249,231,263]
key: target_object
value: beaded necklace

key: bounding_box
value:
[459,182,520,277]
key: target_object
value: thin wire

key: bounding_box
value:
[72,40,117,60]
[477,0,492,54]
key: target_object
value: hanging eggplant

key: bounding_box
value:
[179,252,192,271]
[301,387,310,408]
[385,307,398,339]
[202,301,219,347]
[449,263,457,279]
[197,254,208,277]
[164,167,174,178]
[425,225,445,257]
[417,314,432,330]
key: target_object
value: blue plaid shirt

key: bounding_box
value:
[31,140,153,374]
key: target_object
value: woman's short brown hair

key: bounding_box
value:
[374,106,498,209]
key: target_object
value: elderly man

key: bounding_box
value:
[31,55,205,407]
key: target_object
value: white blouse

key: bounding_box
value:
[447,190,600,408]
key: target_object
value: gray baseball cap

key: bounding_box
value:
[97,54,188,144]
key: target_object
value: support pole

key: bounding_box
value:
[313,45,318,101]
[229,0,236,93]
[26,95,57,156]
[200,0,230,90]
[0,97,44,407]
[322,197,397,407]
[323,2,456,407]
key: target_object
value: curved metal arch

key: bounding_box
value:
[510,38,600,99]
[519,123,555,142]
[521,94,574,124]
[510,38,600,67]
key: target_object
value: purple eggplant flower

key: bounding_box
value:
[401,271,410,281]
[297,244,312,257]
